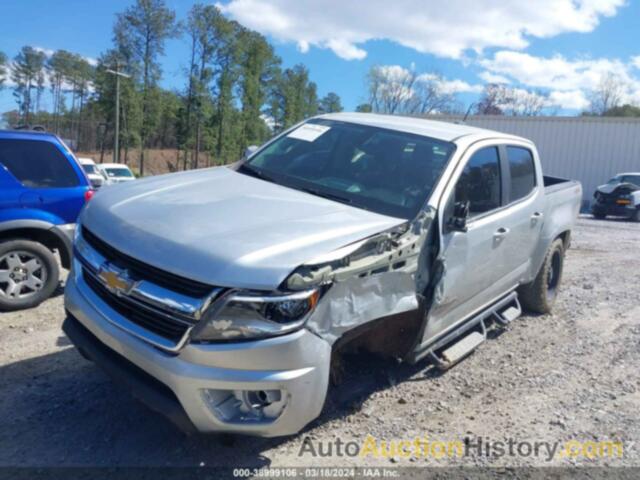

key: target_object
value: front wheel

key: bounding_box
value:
[518,238,565,314]
[0,240,60,311]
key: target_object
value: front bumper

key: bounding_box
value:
[591,201,636,218]
[64,269,332,437]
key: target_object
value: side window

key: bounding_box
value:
[507,146,536,202]
[0,139,79,188]
[455,146,501,217]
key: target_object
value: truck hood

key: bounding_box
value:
[81,167,405,290]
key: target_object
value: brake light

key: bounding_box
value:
[84,189,95,202]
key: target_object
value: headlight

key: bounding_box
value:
[191,289,320,341]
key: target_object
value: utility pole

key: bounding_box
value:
[106,63,131,164]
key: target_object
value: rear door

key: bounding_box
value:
[499,144,544,282]
[0,137,89,224]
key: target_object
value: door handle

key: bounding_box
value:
[531,211,543,219]
[494,227,510,238]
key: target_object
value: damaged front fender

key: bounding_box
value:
[284,207,438,345]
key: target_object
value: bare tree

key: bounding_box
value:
[367,66,455,115]
[401,74,455,114]
[368,65,417,114]
[589,73,626,115]
[503,88,548,116]
[477,84,548,116]
[476,84,504,115]
[0,51,7,90]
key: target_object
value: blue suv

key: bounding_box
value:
[0,130,93,310]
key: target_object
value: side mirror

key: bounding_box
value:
[244,145,259,159]
[447,201,470,232]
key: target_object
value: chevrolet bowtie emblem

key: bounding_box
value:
[98,265,135,294]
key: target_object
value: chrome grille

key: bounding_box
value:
[83,267,190,342]
[81,227,214,297]
[75,228,223,350]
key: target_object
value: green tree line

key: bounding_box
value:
[0,0,343,174]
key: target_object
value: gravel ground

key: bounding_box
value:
[0,215,639,470]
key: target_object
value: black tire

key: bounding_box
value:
[633,208,640,222]
[518,238,565,315]
[0,239,60,311]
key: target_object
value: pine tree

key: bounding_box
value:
[114,0,179,175]
[11,46,47,124]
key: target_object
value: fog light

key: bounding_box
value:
[201,388,287,424]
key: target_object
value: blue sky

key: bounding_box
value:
[1,0,640,114]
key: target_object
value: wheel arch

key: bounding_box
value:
[0,220,72,269]
[555,230,571,250]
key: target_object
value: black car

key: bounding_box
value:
[592,173,640,221]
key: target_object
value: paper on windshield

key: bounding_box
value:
[287,123,330,142]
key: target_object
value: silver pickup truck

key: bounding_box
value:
[63,113,581,437]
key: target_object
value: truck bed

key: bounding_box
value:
[543,175,580,195]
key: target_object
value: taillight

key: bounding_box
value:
[84,189,95,202]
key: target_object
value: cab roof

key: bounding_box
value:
[318,112,528,143]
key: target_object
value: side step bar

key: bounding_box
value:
[409,291,522,366]
[493,296,522,326]
[429,331,486,370]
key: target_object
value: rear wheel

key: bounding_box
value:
[0,240,60,311]
[518,238,565,314]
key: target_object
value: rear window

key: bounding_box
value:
[507,146,536,202]
[105,168,134,178]
[82,164,98,175]
[0,139,80,188]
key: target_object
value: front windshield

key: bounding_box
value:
[621,175,640,186]
[105,168,133,178]
[609,175,640,186]
[242,119,455,219]
[82,164,97,175]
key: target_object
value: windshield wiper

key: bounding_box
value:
[237,163,276,183]
[238,164,354,206]
[297,186,353,205]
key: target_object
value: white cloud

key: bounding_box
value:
[480,51,635,91]
[33,46,55,57]
[374,66,482,97]
[325,39,367,61]
[420,73,483,94]
[548,90,590,110]
[631,56,640,69]
[31,46,98,66]
[478,71,511,84]
[218,0,625,60]
[480,50,640,109]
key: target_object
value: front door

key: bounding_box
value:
[422,143,514,345]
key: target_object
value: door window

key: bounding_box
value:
[507,146,536,202]
[454,147,502,217]
[0,139,79,188]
